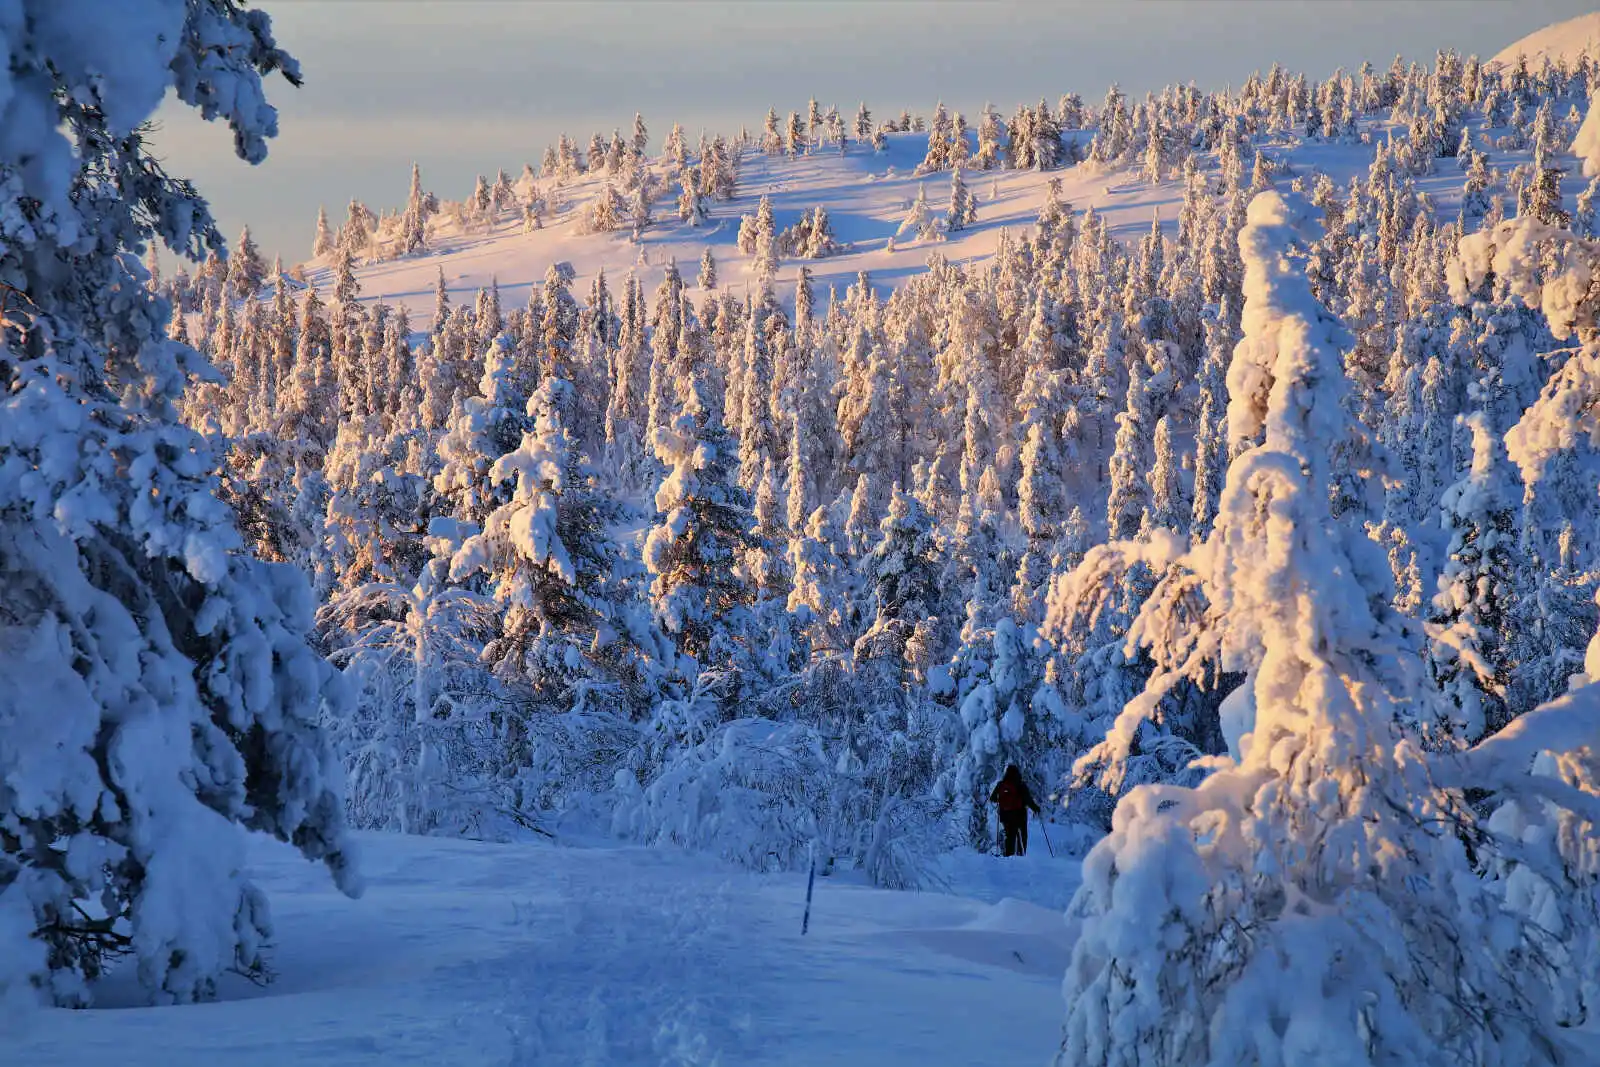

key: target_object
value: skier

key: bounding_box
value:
[989,764,1041,856]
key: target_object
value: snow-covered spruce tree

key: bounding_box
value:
[431,336,530,532]
[313,204,336,257]
[488,168,514,216]
[788,503,854,653]
[1505,522,1596,720]
[786,109,807,156]
[1104,356,1154,541]
[1440,183,1600,1037]
[339,197,375,258]
[1013,416,1068,621]
[701,134,738,201]
[1451,212,1600,571]
[697,246,718,291]
[838,342,906,510]
[738,303,779,491]
[1030,98,1062,169]
[662,121,686,171]
[319,416,430,598]
[920,101,952,171]
[799,206,841,259]
[1058,191,1574,1067]
[1040,530,1176,833]
[1425,412,1517,744]
[853,101,873,145]
[894,183,943,244]
[227,224,267,301]
[279,284,338,458]
[677,170,708,227]
[752,194,779,286]
[318,551,499,838]
[973,106,1005,171]
[949,112,971,168]
[643,378,759,669]
[0,2,358,1007]
[1146,415,1186,532]
[587,183,628,233]
[946,165,977,233]
[448,379,659,810]
[399,161,431,255]
[644,260,684,449]
[1189,307,1232,538]
[745,457,792,601]
[629,178,654,238]
[540,260,582,383]
[853,487,942,691]
[601,272,648,484]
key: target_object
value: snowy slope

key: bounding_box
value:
[1490,11,1600,68]
[311,124,1472,330]
[316,131,1142,322]
[11,832,1082,1067]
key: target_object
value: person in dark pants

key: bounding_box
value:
[989,764,1041,856]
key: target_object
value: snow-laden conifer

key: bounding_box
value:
[853,487,942,690]
[0,0,359,1007]
[1426,413,1517,742]
[644,378,758,667]
[1059,191,1583,1067]
[894,183,943,244]
[946,166,977,232]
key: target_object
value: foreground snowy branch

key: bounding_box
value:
[0,1,359,1008]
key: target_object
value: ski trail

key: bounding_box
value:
[416,845,1071,1066]
[486,863,767,1065]
[14,834,1072,1067]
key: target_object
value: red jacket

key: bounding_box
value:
[990,776,1039,815]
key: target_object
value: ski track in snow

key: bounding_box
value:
[8,832,1081,1067]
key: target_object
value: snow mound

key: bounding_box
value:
[864,896,1073,978]
[965,895,1069,936]
[879,926,1073,978]
[1490,11,1600,69]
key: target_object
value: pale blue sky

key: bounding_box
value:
[151,0,1598,265]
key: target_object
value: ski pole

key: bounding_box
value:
[1035,812,1055,858]
[802,841,817,935]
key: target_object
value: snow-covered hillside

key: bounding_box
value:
[290,8,1600,336]
[308,132,1135,323]
[12,832,1081,1067]
[308,121,1474,329]
[1491,10,1600,69]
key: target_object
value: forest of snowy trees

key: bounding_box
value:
[5,3,1600,1062]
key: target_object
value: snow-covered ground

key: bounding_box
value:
[10,832,1082,1067]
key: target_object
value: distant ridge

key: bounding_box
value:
[1490,11,1600,68]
